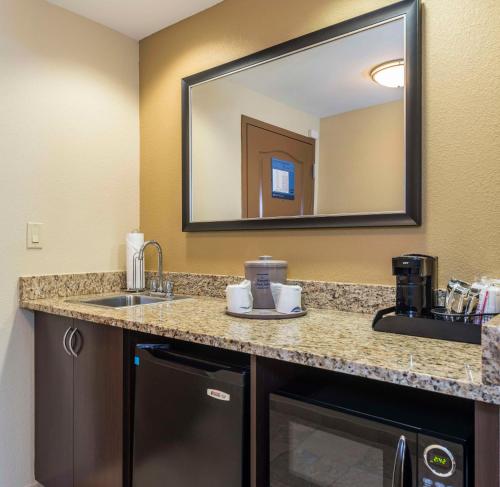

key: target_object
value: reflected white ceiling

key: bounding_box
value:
[45,0,223,40]
[228,18,405,118]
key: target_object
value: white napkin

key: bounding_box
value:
[270,282,302,313]
[226,280,253,314]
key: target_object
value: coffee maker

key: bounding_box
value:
[373,254,479,345]
[392,254,438,317]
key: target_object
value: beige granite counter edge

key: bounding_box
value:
[20,298,500,406]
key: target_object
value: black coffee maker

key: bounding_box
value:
[392,254,438,317]
[373,254,479,345]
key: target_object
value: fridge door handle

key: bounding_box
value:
[141,349,218,378]
[392,435,410,487]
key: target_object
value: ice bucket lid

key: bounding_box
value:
[245,255,288,268]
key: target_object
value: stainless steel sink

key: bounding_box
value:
[72,294,189,308]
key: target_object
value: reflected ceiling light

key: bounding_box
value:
[370,59,404,88]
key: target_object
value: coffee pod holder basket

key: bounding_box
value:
[372,307,498,345]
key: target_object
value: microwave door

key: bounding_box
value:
[269,394,417,487]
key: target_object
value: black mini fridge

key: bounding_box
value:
[132,344,249,487]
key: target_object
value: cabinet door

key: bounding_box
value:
[73,320,123,487]
[35,312,74,487]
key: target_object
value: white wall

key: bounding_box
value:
[0,1,139,486]
[191,78,319,221]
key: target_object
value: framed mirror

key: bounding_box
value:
[182,0,420,231]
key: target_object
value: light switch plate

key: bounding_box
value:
[27,222,43,249]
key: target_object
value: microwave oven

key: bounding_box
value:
[269,377,473,487]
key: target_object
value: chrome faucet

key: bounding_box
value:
[138,240,164,293]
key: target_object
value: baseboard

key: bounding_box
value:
[25,482,42,487]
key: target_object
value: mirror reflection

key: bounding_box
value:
[190,17,405,223]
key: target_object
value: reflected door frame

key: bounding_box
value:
[241,116,315,219]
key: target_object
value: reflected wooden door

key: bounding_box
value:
[241,116,315,218]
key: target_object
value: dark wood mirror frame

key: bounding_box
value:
[182,0,421,232]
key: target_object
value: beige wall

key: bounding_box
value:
[140,0,500,287]
[317,100,404,215]
[191,78,319,221]
[0,1,139,485]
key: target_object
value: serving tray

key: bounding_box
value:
[225,308,307,320]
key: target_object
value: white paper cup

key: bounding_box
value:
[226,282,253,313]
[275,285,302,314]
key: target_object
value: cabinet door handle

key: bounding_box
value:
[68,328,79,357]
[63,327,73,356]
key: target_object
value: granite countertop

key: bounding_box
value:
[20,292,500,405]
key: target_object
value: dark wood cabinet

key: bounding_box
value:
[35,312,500,487]
[475,401,500,487]
[35,313,123,487]
[35,313,74,487]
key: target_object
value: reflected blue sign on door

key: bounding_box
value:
[271,158,295,200]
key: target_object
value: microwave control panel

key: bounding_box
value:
[418,434,465,487]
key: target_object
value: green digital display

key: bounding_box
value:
[425,447,455,476]
[430,454,449,467]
